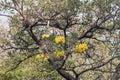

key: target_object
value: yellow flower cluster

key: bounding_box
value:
[42,34,50,39]
[35,54,50,61]
[54,50,65,59]
[35,54,41,59]
[55,36,65,44]
[75,43,88,53]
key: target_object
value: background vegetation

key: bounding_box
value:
[0,0,120,80]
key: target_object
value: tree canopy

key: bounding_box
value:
[0,0,120,80]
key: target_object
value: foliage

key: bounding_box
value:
[0,0,120,80]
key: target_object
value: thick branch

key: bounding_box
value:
[57,69,75,80]
[27,26,40,45]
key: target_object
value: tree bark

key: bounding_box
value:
[57,69,75,80]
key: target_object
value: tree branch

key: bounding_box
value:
[78,57,116,76]
[57,69,75,80]
[5,53,38,74]
[0,13,12,18]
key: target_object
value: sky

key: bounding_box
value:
[0,15,9,28]
[0,0,10,28]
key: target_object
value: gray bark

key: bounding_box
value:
[57,69,76,80]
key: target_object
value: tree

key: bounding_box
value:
[0,0,120,80]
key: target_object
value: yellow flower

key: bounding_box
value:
[35,54,41,59]
[75,43,88,53]
[42,34,50,39]
[40,54,45,58]
[43,54,50,61]
[55,36,65,44]
[59,50,65,56]
[36,54,50,61]
[54,50,65,59]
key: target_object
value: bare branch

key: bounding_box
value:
[5,53,38,74]
[78,57,117,76]
[0,13,12,18]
